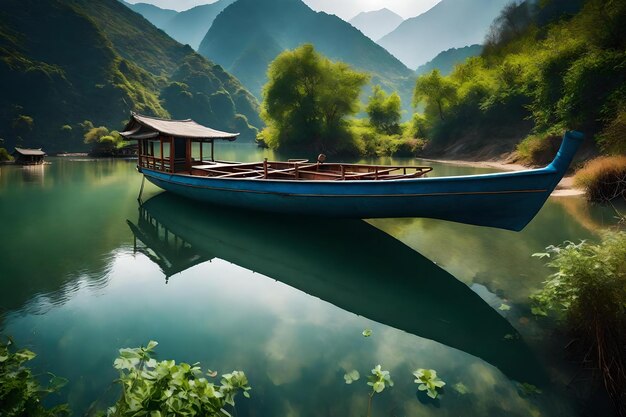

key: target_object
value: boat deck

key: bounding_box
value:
[186,160,433,181]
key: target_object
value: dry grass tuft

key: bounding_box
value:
[574,156,626,202]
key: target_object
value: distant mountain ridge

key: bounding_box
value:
[379,0,510,69]
[416,44,483,75]
[122,0,236,49]
[349,8,404,41]
[198,0,416,110]
[0,0,261,152]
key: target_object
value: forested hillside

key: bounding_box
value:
[0,0,261,152]
[416,45,483,76]
[198,0,416,111]
[413,0,626,160]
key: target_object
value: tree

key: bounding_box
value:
[261,44,369,153]
[84,126,123,155]
[413,69,457,121]
[366,85,402,134]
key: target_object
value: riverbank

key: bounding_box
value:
[421,157,585,197]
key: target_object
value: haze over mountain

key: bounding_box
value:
[379,0,510,69]
[123,0,236,49]
[198,0,416,110]
[349,8,403,41]
[0,0,261,152]
[122,1,177,28]
[416,44,483,75]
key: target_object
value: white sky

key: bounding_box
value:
[128,0,442,19]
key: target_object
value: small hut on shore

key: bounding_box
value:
[120,113,238,174]
[12,148,46,165]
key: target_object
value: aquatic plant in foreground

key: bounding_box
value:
[413,368,446,399]
[532,232,626,416]
[0,338,69,417]
[108,341,251,417]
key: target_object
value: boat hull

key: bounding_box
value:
[140,131,583,231]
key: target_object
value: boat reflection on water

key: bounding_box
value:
[128,193,545,385]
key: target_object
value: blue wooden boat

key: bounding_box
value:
[121,113,583,231]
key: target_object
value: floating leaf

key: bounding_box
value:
[413,368,445,399]
[362,329,372,337]
[498,303,511,311]
[453,382,469,395]
[343,370,360,384]
[207,369,218,378]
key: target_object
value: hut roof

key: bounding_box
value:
[13,147,46,156]
[120,112,238,141]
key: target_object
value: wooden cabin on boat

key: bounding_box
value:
[12,147,46,165]
[120,112,238,174]
[120,113,433,181]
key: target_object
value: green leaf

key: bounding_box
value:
[362,329,372,337]
[498,303,511,311]
[147,340,159,350]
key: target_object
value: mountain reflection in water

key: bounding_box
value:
[129,192,545,385]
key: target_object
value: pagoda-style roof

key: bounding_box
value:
[120,112,239,141]
[13,147,46,156]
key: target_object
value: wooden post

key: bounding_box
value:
[375,167,379,180]
[211,140,215,162]
[341,165,345,180]
[263,158,268,179]
[186,138,192,172]
[160,138,164,171]
[200,141,203,163]
[170,137,174,173]
[295,162,299,179]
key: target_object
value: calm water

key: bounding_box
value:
[0,144,620,416]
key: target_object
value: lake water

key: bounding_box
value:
[0,143,620,416]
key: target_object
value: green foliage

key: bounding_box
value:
[350,119,426,157]
[516,382,542,397]
[413,368,445,399]
[413,70,457,122]
[367,365,393,394]
[362,329,372,337]
[0,338,69,417]
[83,126,124,156]
[413,0,626,158]
[260,44,369,154]
[0,147,13,162]
[0,0,261,152]
[366,86,402,135]
[108,341,251,417]
[531,233,626,413]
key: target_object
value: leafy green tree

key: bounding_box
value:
[84,126,123,155]
[366,86,402,134]
[261,44,369,153]
[413,70,457,121]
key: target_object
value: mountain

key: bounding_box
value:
[0,0,261,152]
[161,0,237,49]
[379,0,510,69]
[121,0,236,50]
[124,2,177,28]
[349,8,403,42]
[198,0,416,109]
[416,44,483,76]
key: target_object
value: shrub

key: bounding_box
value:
[531,232,626,414]
[0,338,69,417]
[0,147,13,162]
[516,133,563,165]
[574,156,626,202]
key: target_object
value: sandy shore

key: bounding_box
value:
[421,157,585,197]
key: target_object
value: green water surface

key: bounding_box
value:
[0,144,619,416]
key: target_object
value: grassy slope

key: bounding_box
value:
[0,0,261,152]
